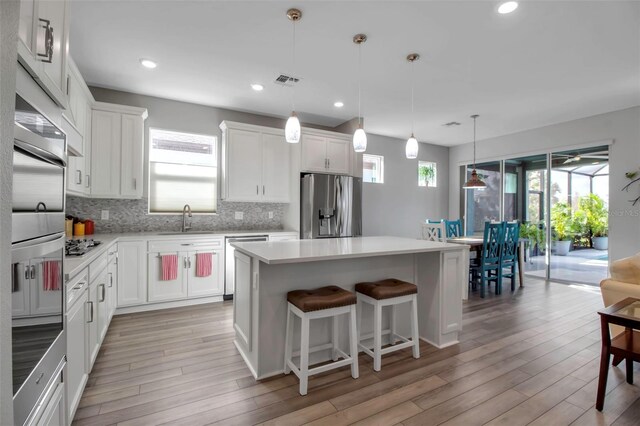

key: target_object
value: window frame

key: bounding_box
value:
[147,127,219,215]
[418,161,437,188]
[362,153,385,184]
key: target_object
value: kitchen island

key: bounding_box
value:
[231,236,469,379]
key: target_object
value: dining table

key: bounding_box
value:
[447,236,526,288]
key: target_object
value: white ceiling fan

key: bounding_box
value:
[558,151,608,164]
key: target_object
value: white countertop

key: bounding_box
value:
[63,229,297,281]
[231,236,469,265]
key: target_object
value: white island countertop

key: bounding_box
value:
[231,236,469,265]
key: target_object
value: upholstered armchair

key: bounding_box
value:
[600,252,640,337]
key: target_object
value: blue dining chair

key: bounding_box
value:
[471,221,505,298]
[444,220,463,238]
[499,222,520,294]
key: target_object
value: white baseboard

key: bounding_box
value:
[114,295,224,315]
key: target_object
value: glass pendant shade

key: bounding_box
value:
[353,127,367,153]
[285,113,301,144]
[463,169,487,190]
[405,135,418,159]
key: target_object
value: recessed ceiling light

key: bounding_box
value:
[139,58,157,69]
[498,1,518,14]
[334,101,344,108]
[251,83,264,91]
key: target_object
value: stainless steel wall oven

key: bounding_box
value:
[11,93,66,426]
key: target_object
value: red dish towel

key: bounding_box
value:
[196,252,213,277]
[43,260,60,291]
[161,254,178,281]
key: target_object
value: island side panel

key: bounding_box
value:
[233,250,260,378]
[255,253,434,379]
[415,249,465,348]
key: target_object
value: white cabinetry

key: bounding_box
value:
[117,241,147,307]
[148,239,224,303]
[18,0,69,108]
[12,259,61,318]
[220,121,290,203]
[301,131,352,175]
[65,271,88,422]
[268,232,299,241]
[31,368,65,426]
[91,103,147,199]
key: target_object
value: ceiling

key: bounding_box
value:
[69,1,640,146]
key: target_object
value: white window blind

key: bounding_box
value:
[149,128,217,213]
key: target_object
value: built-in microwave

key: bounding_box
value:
[11,92,66,426]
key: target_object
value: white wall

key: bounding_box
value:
[449,106,640,262]
[363,134,449,238]
[0,1,19,422]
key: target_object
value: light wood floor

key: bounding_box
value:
[72,279,640,426]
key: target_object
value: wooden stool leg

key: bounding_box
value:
[299,316,310,395]
[625,328,633,384]
[411,295,420,359]
[373,301,382,372]
[390,305,397,345]
[349,305,359,379]
[284,307,293,374]
[332,315,339,361]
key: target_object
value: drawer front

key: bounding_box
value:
[66,270,89,311]
[88,253,108,282]
[148,239,223,253]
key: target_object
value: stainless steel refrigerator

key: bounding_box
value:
[300,173,362,239]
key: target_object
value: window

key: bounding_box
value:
[149,128,217,213]
[418,161,437,187]
[363,154,384,183]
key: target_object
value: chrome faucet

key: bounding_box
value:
[182,204,192,232]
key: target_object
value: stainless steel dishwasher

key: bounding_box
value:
[224,235,268,300]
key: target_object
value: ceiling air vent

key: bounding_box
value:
[443,121,461,127]
[274,74,301,87]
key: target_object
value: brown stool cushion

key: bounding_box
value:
[287,286,356,313]
[355,278,417,300]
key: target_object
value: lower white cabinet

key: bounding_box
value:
[94,266,110,342]
[65,272,88,422]
[32,369,65,426]
[87,278,100,368]
[117,241,147,307]
[106,247,118,321]
[148,239,224,303]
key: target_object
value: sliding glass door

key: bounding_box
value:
[461,145,608,285]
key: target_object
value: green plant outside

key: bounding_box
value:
[519,222,546,252]
[573,193,608,238]
[419,165,435,186]
[550,201,574,241]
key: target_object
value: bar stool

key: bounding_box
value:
[356,278,420,371]
[284,285,359,395]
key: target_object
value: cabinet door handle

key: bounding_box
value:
[256,185,259,195]
[85,174,90,188]
[76,170,82,185]
[108,273,113,288]
[12,264,19,293]
[133,178,137,190]
[73,281,85,290]
[99,284,106,302]
[328,158,331,169]
[188,258,192,269]
[37,19,54,63]
[30,265,36,280]
[24,265,30,280]
[262,185,265,195]
[184,257,188,269]
[87,301,94,323]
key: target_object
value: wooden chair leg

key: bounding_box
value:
[480,271,486,298]
[596,343,611,411]
[626,356,633,384]
[612,354,624,366]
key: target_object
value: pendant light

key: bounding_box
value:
[462,114,487,190]
[285,8,302,144]
[405,53,419,159]
[352,34,367,152]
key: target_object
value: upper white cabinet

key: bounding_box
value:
[220,121,291,203]
[18,0,69,109]
[91,103,147,199]
[301,130,353,175]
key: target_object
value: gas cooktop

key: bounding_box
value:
[65,238,102,257]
